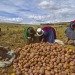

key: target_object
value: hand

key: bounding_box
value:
[32,39,33,41]
[34,34,38,37]
[42,38,44,41]
[28,37,31,39]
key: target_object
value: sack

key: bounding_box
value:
[54,39,64,45]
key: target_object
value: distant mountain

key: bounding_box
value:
[40,21,72,25]
[40,23,54,25]
[0,21,73,26]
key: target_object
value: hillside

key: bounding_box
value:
[0,22,75,75]
[0,22,74,49]
[40,21,72,26]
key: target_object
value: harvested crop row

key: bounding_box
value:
[12,42,75,75]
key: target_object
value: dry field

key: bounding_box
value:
[0,22,75,75]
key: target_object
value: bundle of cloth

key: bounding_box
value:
[0,46,15,67]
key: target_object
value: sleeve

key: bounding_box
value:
[24,28,28,39]
[52,28,56,39]
[32,32,35,40]
[24,26,31,39]
[65,28,68,34]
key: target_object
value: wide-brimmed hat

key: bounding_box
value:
[36,28,44,36]
[27,27,35,34]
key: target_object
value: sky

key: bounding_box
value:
[0,0,75,25]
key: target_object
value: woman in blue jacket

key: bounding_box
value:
[65,20,75,45]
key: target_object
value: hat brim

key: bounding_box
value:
[36,30,44,36]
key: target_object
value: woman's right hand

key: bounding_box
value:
[34,34,38,37]
[28,37,31,39]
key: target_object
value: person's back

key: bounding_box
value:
[37,26,56,43]
[42,26,56,39]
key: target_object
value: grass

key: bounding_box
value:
[0,22,75,49]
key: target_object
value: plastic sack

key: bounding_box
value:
[0,47,15,67]
[54,39,64,45]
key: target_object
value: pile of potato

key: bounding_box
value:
[13,42,75,75]
[64,38,74,45]
[68,40,74,45]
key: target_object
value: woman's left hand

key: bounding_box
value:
[32,39,33,41]
[34,34,38,37]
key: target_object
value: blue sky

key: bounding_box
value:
[0,0,75,25]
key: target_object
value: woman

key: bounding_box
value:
[24,26,36,45]
[36,26,56,43]
[65,20,75,45]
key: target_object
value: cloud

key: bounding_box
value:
[28,0,75,24]
[0,0,75,25]
[38,0,60,10]
[0,16,23,23]
[28,7,75,24]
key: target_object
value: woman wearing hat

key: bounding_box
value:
[65,20,75,45]
[36,26,56,43]
[24,26,36,45]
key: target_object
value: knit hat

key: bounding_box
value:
[70,20,75,29]
[27,27,35,34]
[73,20,75,22]
[36,28,44,36]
